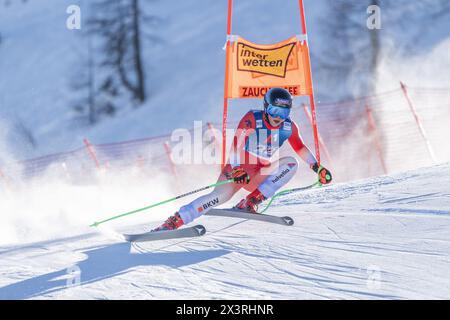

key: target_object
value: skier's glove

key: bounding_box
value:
[311,163,332,185]
[227,166,250,184]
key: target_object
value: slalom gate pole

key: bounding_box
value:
[221,0,233,170]
[258,181,321,214]
[400,81,437,164]
[90,179,234,227]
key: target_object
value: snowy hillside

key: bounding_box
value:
[0,0,323,158]
[1,0,450,301]
[1,163,449,299]
[1,0,449,160]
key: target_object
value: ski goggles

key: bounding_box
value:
[266,104,291,120]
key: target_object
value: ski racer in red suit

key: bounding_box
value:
[153,87,332,231]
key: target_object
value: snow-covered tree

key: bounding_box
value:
[89,0,147,105]
[317,0,450,101]
[71,0,162,124]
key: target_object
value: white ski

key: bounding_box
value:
[206,208,294,226]
[123,225,206,242]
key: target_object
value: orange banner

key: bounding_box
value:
[225,36,313,99]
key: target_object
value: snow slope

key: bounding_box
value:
[0,163,449,300]
[0,0,325,158]
[1,0,449,160]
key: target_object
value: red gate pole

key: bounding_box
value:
[365,104,388,174]
[83,138,101,169]
[301,103,333,168]
[298,0,321,165]
[207,122,223,168]
[0,168,13,193]
[400,81,437,164]
[163,141,179,180]
[163,141,181,193]
[221,0,233,170]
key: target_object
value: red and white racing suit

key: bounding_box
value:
[178,110,318,224]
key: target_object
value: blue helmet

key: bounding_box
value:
[263,88,293,120]
[263,87,293,109]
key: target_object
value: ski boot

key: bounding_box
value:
[233,189,266,214]
[152,212,184,232]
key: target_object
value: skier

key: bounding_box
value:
[153,87,332,231]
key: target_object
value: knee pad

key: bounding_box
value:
[258,157,298,199]
[178,200,211,225]
[278,156,299,170]
[178,189,234,224]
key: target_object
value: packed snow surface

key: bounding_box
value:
[0,163,449,299]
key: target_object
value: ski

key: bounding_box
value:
[205,208,294,226]
[123,225,206,242]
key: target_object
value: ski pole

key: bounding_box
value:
[258,180,321,214]
[90,179,234,227]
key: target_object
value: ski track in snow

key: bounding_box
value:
[0,164,450,299]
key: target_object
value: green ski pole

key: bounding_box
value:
[258,180,321,214]
[90,179,234,227]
